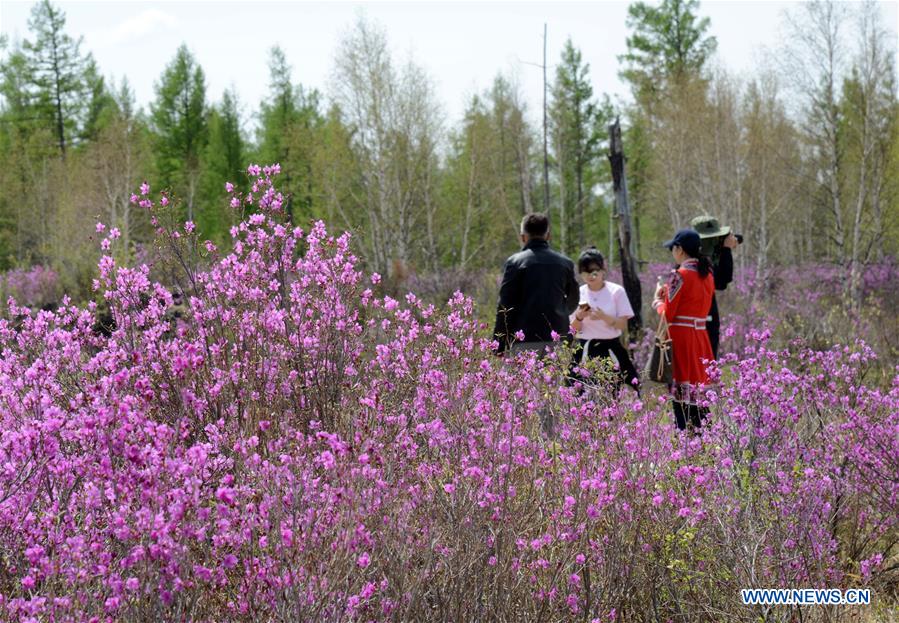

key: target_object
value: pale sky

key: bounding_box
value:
[1,0,897,134]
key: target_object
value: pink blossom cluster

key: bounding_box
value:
[0,166,895,621]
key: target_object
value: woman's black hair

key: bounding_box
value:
[680,245,712,278]
[577,247,605,273]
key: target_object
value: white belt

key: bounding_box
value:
[671,315,707,330]
[580,339,592,365]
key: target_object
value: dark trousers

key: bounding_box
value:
[708,296,720,359]
[673,402,708,430]
[568,337,640,393]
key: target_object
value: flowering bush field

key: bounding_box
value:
[1,265,61,311]
[0,167,896,622]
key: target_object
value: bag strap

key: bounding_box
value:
[654,314,671,380]
[656,314,670,341]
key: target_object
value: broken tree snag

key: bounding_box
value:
[608,117,643,332]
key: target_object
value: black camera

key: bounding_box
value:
[700,234,736,258]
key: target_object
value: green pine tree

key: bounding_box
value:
[150,43,208,222]
[22,0,93,157]
[619,0,717,101]
[257,45,324,224]
[550,39,605,255]
[79,57,115,143]
[200,88,245,243]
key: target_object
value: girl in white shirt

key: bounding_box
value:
[568,248,640,393]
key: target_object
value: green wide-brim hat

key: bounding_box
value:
[691,215,731,239]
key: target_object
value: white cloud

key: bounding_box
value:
[91,8,179,48]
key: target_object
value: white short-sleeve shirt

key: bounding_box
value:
[570,281,634,340]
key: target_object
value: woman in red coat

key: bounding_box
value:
[653,229,715,430]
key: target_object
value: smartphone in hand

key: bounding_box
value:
[574,302,590,323]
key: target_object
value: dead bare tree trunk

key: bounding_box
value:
[608,118,643,332]
[542,23,550,214]
[557,135,567,254]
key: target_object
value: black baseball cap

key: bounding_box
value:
[663,229,701,255]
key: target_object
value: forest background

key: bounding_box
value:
[0,0,896,318]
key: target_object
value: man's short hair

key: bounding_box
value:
[521,213,550,238]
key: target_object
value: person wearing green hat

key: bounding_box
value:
[691,215,739,358]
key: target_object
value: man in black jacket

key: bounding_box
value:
[493,213,580,356]
[692,215,739,359]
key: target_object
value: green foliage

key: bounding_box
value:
[311,104,360,233]
[885,106,899,257]
[439,94,503,268]
[150,44,207,220]
[1,0,897,313]
[0,45,37,126]
[257,46,294,167]
[329,17,443,276]
[200,88,245,244]
[256,45,325,225]
[21,0,94,156]
[620,111,655,259]
[488,75,537,226]
[549,39,597,255]
[619,0,717,100]
[79,57,115,143]
[437,76,539,272]
[838,62,897,261]
[618,0,724,263]
[0,3,93,267]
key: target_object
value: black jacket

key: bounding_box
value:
[707,247,733,359]
[493,239,579,353]
[713,246,734,291]
[709,247,734,322]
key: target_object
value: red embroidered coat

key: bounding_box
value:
[657,259,715,387]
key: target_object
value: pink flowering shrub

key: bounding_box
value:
[718,261,899,371]
[0,166,896,622]
[1,265,60,310]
